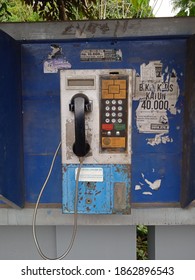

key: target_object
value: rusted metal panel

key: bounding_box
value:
[62,164,131,214]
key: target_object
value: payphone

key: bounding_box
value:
[60,69,133,214]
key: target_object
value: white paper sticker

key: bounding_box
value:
[133,61,180,145]
[80,49,122,62]
[43,44,71,73]
[75,168,103,182]
[135,172,162,196]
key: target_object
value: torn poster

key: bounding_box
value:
[43,44,71,73]
[135,172,162,196]
[133,61,180,145]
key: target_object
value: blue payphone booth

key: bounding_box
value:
[1,19,195,212]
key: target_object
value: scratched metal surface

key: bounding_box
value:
[1,18,195,40]
[21,37,186,205]
[0,19,194,209]
[62,164,130,214]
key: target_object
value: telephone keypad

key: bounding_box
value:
[100,76,128,152]
[102,99,126,126]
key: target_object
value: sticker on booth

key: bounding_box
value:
[43,44,71,73]
[80,49,122,62]
[135,171,162,196]
[133,61,180,146]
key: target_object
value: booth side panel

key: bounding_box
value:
[0,31,24,208]
[181,35,195,207]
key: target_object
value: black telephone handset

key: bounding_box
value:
[69,93,92,157]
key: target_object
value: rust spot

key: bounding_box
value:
[95,191,101,196]
[63,166,67,172]
[85,182,96,190]
[114,164,131,181]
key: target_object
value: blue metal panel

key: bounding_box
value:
[132,86,184,204]
[62,164,130,214]
[24,154,61,204]
[181,35,195,207]
[0,30,24,208]
[131,39,185,205]
[1,20,194,212]
[22,44,61,204]
[132,154,181,203]
[20,37,186,207]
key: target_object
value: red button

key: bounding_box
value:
[102,124,114,130]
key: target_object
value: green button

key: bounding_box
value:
[114,123,126,131]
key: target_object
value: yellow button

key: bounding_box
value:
[102,80,113,89]
[102,137,126,148]
[102,89,113,99]
[114,79,126,89]
[109,85,120,94]
[114,89,126,99]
